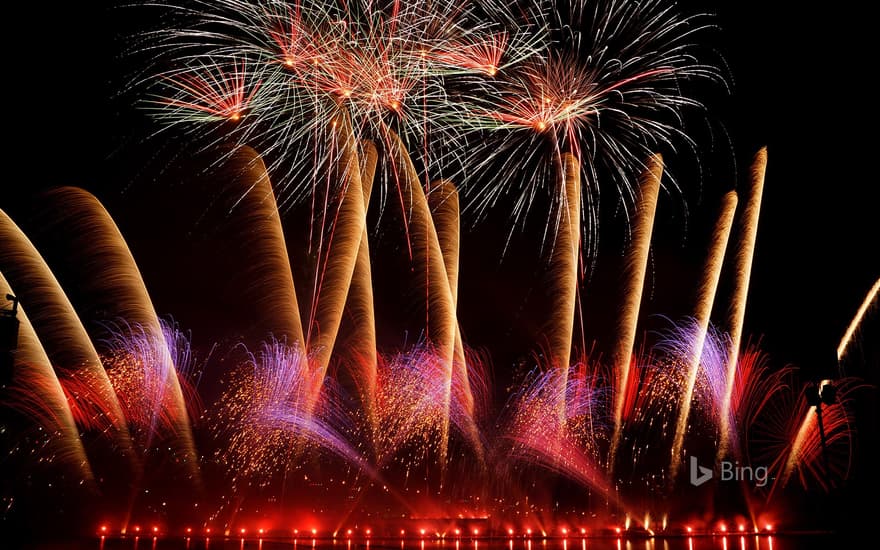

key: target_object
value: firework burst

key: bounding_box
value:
[458,0,718,258]
[210,339,374,488]
[142,0,530,210]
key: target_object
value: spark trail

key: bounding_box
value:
[608,154,663,473]
[388,129,459,465]
[344,140,379,435]
[35,188,199,480]
[308,114,367,397]
[0,211,131,446]
[718,149,766,462]
[545,153,580,423]
[837,277,880,364]
[669,190,738,481]
[428,179,475,418]
[0,272,94,484]
[224,146,305,347]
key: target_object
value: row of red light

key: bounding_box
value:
[100,523,776,538]
[686,523,774,535]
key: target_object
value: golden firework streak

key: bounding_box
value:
[0,210,131,443]
[670,190,738,481]
[388,130,457,465]
[546,153,580,423]
[0,271,95,484]
[40,187,200,481]
[428,179,484,461]
[428,179,475,418]
[227,147,305,347]
[345,140,379,432]
[718,149,766,462]
[309,115,366,390]
[837,277,880,363]
[608,155,663,472]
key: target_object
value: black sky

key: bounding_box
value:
[4,1,878,379]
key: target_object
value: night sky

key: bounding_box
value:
[4,1,878,377]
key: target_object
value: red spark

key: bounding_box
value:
[162,61,260,121]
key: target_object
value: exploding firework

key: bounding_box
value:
[143,0,527,209]
[144,0,715,260]
[459,0,717,258]
[210,338,372,486]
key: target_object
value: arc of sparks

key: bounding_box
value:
[387,129,458,465]
[428,179,475,418]
[0,210,132,446]
[226,146,305,348]
[718,148,766,462]
[0,272,95,485]
[837,277,880,364]
[546,152,581,424]
[344,139,380,436]
[608,154,663,473]
[669,190,738,481]
[308,114,367,394]
[37,187,200,481]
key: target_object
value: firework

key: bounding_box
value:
[837,277,880,364]
[33,188,200,479]
[344,139,379,434]
[389,130,461,465]
[460,0,716,257]
[222,146,305,345]
[608,155,663,473]
[101,320,202,441]
[544,153,580,422]
[0,210,130,444]
[758,378,865,498]
[428,180,476,419]
[503,362,616,507]
[718,148,767,461]
[308,114,368,399]
[0,272,94,483]
[211,338,374,486]
[144,0,516,207]
[669,190,738,481]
